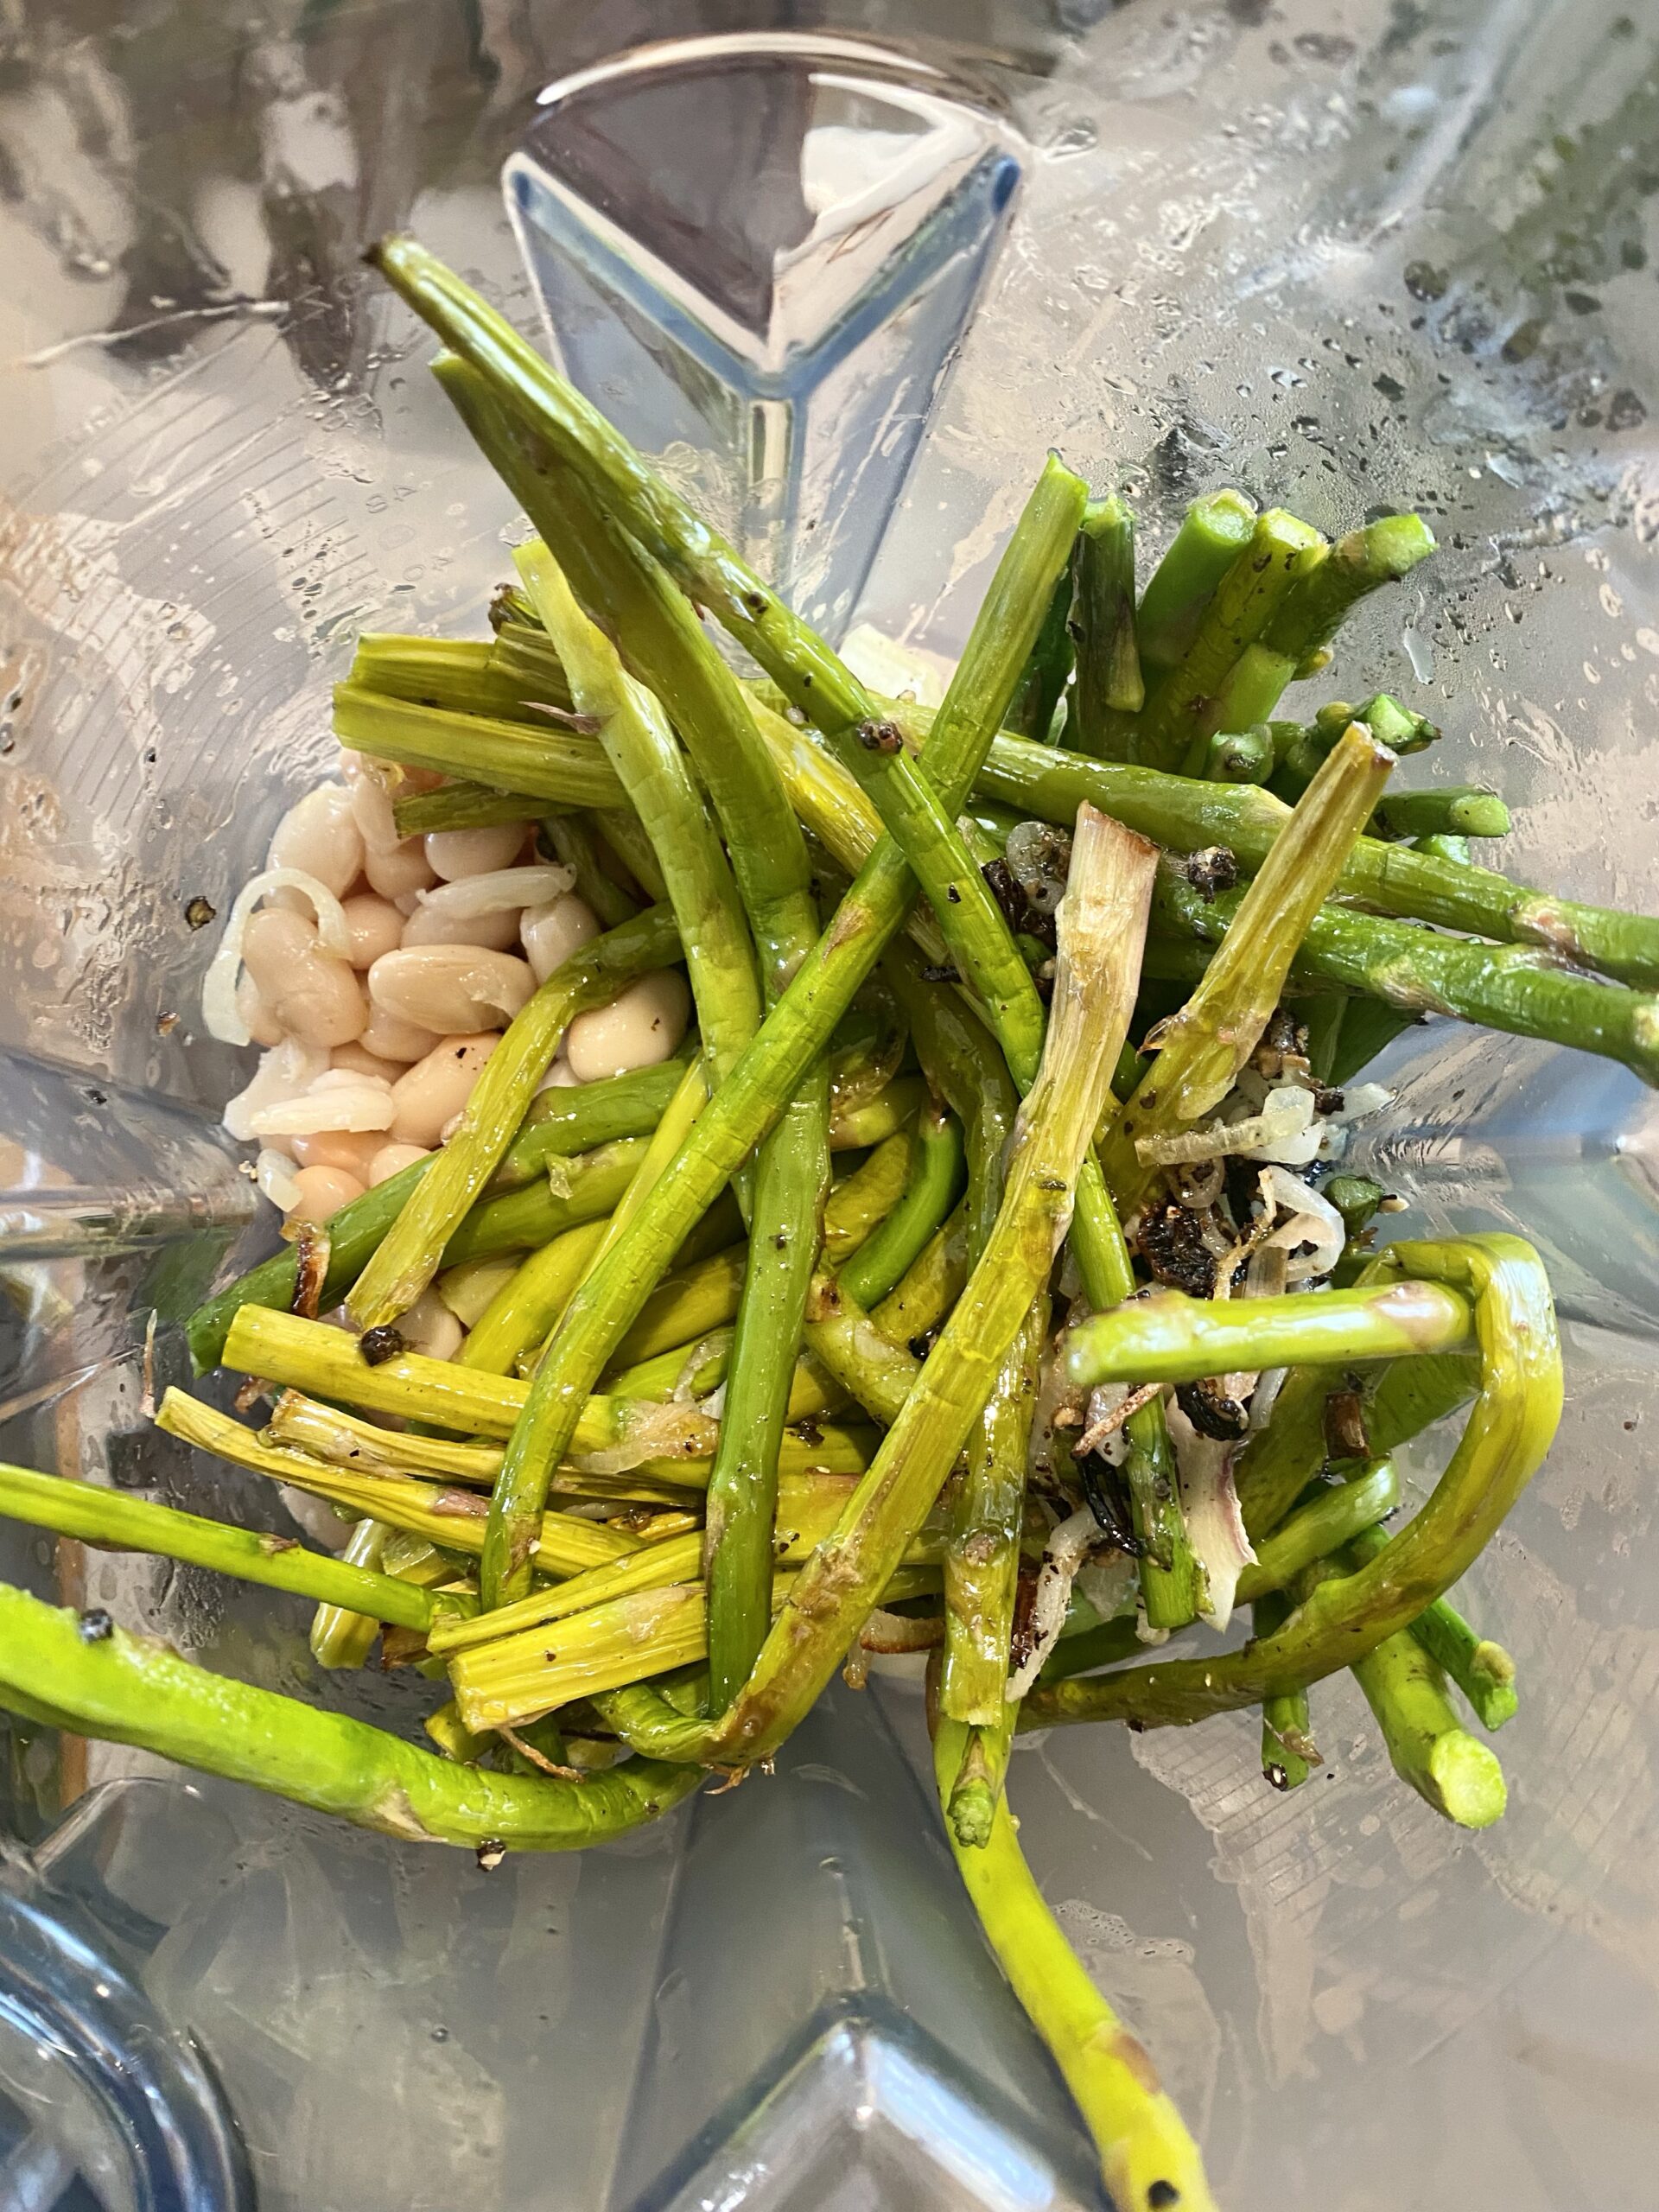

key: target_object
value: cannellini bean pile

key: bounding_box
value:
[210,757,691,1257]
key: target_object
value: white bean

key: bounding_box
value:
[332,1041,408,1083]
[390,1033,500,1147]
[536,1056,583,1093]
[364,836,439,900]
[367,1141,431,1186]
[243,909,368,1050]
[520,893,601,984]
[397,1287,464,1362]
[367,946,534,1036]
[235,973,284,1048]
[348,773,399,854]
[289,1128,384,1175]
[564,969,691,1083]
[284,1164,365,1223]
[359,1004,440,1064]
[339,893,406,969]
[424,824,526,880]
[266,785,363,898]
[400,902,523,952]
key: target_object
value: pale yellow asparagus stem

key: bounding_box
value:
[156,1390,642,1577]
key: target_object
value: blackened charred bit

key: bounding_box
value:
[1323,1387,1370,1460]
[1075,1449,1146,1554]
[359,1325,408,1367]
[856,718,905,753]
[1137,1202,1218,1298]
[77,1607,115,1643]
[919,963,961,985]
[982,856,1026,935]
[1313,1085,1345,1116]
[1265,1759,1292,1792]
[1147,2180,1181,2207]
[1007,1562,1043,1673]
[183,895,217,930]
[475,1839,508,1872]
[945,882,962,903]
[1178,845,1238,903]
[1176,1377,1249,1441]
[907,1329,939,1361]
[744,589,767,615]
[1255,1004,1308,1071]
[793,1419,823,1447]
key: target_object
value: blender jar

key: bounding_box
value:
[2,3,1656,2206]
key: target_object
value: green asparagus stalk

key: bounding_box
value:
[1411,831,1471,866]
[833,1103,964,1310]
[310,1517,394,1669]
[1154,867,1659,1085]
[1347,1522,1518,1730]
[1023,1235,1560,1731]
[1255,1590,1319,1790]
[512,539,760,1083]
[456,1219,607,1377]
[1265,514,1439,676]
[704,805,1157,1766]
[543,813,640,928]
[1005,558,1076,741]
[1098,721,1395,1216]
[802,1281,923,1425]
[0,1580,700,1850]
[1232,1459,1400,1605]
[0,1459,442,1631]
[392,784,553,836]
[1349,1607,1508,1827]
[574,1061,709,1293]
[1068,495,1142,760]
[187,1038,682,1370]
[1135,509,1325,772]
[931,1708,1218,2212]
[871,1207,969,1351]
[334,683,623,805]
[435,1138,651,1269]
[1371,786,1511,842]
[969,722,1659,992]
[1234,1346,1479,1541]
[1065,1282,1472,1392]
[942,1298,1045,1726]
[1135,489,1256,675]
[348,632,570,721]
[1192,725,1274,784]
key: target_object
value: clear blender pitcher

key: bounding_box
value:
[2,3,1657,2206]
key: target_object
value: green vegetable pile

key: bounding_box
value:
[20,234,1657,2208]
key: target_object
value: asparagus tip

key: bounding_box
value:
[948,1777,998,1850]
